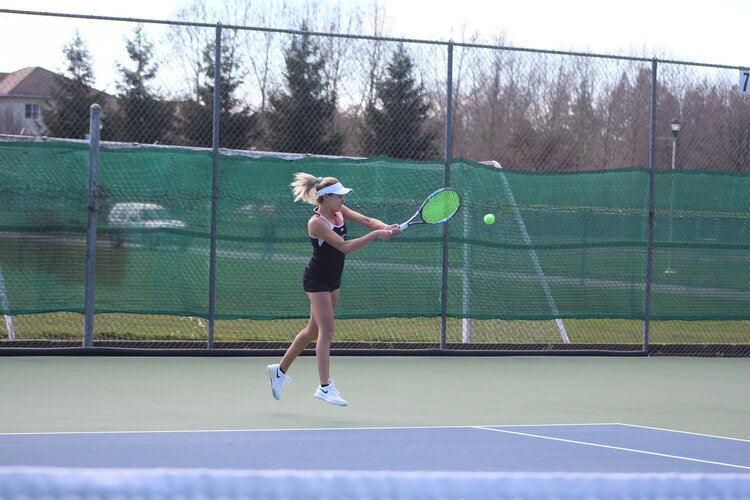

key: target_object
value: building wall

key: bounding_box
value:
[0,96,47,135]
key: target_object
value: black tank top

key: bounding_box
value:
[307,209,347,282]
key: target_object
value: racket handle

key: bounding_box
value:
[398,222,409,231]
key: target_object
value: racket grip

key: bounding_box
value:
[398,222,409,231]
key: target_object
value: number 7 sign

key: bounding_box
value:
[741,70,750,94]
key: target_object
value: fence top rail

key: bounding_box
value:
[1,8,746,71]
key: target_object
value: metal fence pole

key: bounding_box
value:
[83,103,102,348]
[642,58,658,354]
[440,41,454,350]
[0,264,14,340]
[207,23,222,349]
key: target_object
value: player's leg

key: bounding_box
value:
[267,309,319,401]
[310,290,347,406]
[279,309,319,373]
[308,290,336,385]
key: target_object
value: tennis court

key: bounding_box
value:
[4,424,750,472]
[1,356,748,498]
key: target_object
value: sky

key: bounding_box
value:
[386,0,747,66]
[1,0,747,91]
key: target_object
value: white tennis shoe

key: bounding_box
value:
[266,364,291,400]
[314,379,348,406]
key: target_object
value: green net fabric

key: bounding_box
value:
[1,141,749,322]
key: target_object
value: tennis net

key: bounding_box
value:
[1,467,749,500]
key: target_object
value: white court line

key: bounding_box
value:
[5,423,743,444]
[0,423,621,437]
[473,426,750,471]
[617,423,750,443]
[0,425,507,436]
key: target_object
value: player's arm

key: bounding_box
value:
[341,205,394,231]
[309,216,393,255]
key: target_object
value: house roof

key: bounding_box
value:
[0,67,60,97]
[0,66,114,101]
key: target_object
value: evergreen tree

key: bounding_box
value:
[362,44,437,160]
[108,25,173,144]
[179,37,256,149]
[43,31,99,139]
[267,28,342,155]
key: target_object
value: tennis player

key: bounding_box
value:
[266,173,401,406]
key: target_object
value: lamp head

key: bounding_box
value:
[670,118,682,136]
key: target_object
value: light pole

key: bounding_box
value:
[665,118,682,274]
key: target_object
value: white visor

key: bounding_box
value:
[316,182,352,197]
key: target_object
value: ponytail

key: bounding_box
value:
[290,172,340,205]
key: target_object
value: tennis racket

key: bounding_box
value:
[399,188,462,231]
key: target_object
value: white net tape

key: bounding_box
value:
[1,468,749,500]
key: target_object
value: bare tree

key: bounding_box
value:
[679,81,750,172]
[168,1,214,100]
[358,0,389,109]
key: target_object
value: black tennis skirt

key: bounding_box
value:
[302,266,341,293]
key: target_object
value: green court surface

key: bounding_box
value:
[1,356,748,439]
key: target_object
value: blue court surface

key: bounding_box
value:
[2,423,749,473]
[3,423,750,499]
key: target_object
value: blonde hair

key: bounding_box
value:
[290,172,340,205]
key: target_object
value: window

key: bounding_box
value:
[25,103,39,119]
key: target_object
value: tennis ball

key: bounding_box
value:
[483,213,496,224]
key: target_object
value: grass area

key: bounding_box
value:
[3,312,748,345]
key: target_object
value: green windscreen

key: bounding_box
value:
[422,189,461,224]
[1,140,749,324]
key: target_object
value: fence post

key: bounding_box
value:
[461,206,473,343]
[0,264,14,340]
[207,23,222,349]
[643,58,658,354]
[83,103,102,348]
[440,41,454,350]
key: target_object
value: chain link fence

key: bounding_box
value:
[1,9,748,355]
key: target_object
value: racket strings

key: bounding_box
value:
[422,190,460,223]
